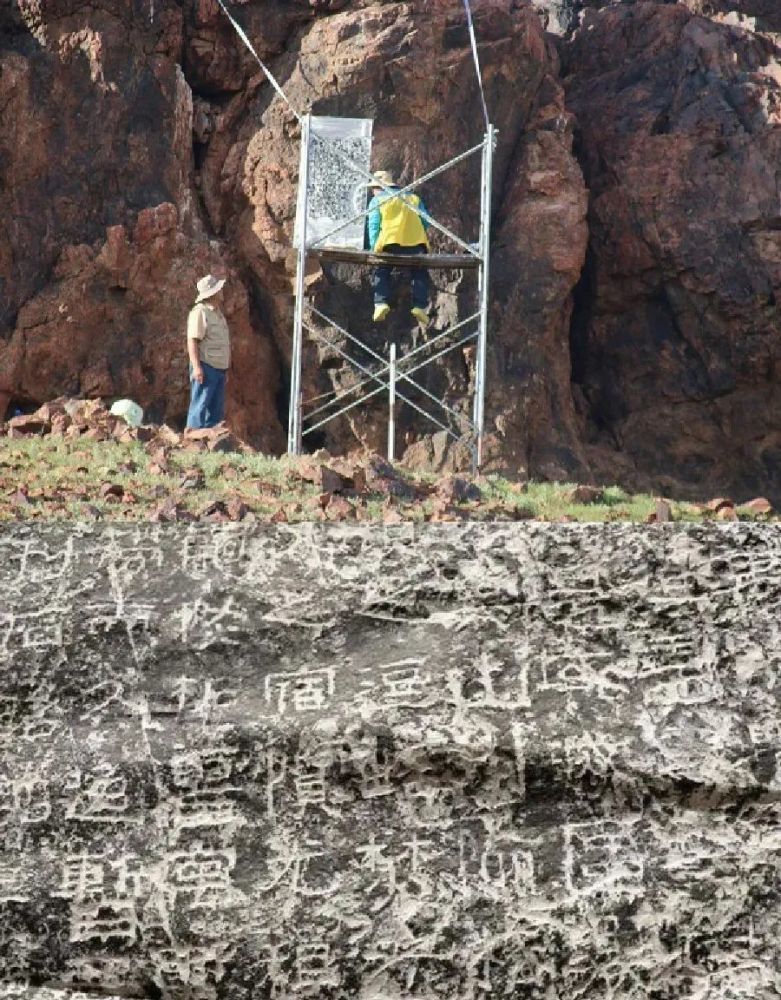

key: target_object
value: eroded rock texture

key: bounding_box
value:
[0,0,588,476]
[564,2,781,502]
[1,523,780,999]
[1,0,780,496]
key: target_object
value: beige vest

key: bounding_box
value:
[187,303,231,370]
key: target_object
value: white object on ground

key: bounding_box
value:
[110,399,144,427]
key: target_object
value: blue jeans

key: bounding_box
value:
[373,243,430,309]
[186,361,226,428]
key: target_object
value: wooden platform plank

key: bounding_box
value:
[309,247,481,270]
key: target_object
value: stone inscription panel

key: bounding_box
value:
[0,523,780,999]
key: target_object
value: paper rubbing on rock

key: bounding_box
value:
[1,523,780,999]
[294,116,374,250]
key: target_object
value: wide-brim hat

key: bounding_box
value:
[196,274,226,303]
[368,170,396,189]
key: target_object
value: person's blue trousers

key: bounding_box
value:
[186,361,226,428]
[373,243,430,309]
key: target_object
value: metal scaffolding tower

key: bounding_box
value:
[288,117,496,470]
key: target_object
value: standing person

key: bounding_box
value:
[367,170,431,327]
[186,274,231,429]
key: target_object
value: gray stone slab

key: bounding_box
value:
[0,524,780,999]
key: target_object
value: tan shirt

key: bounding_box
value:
[187,303,230,370]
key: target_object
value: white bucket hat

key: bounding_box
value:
[196,274,226,303]
[369,170,396,189]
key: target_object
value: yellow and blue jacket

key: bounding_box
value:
[367,187,430,252]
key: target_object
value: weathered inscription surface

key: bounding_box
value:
[0,524,780,999]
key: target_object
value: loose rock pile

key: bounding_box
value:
[3,397,243,454]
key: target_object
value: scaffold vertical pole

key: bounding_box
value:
[388,341,397,463]
[288,113,311,456]
[473,124,494,472]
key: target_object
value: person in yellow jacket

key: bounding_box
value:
[367,170,431,326]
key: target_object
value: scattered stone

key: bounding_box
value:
[83,427,109,442]
[179,468,206,490]
[226,498,250,522]
[148,485,169,499]
[150,499,195,523]
[320,465,351,494]
[8,414,49,435]
[706,497,734,513]
[511,505,536,521]
[156,425,182,446]
[290,459,320,485]
[10,487,31,505]
[352,468,368,494]
[81,504,103,520]
[436,476,482,504]
[63,399,87,419]
[184,424,242,453]
[743,497,773,516]
[382,506,404,525]
[427,499,459,522]
[99,482,124,499]
[203,509,230,524]
[366,454,396,480]
[33,399,69,422]
[716,506,739,522]
[355,502,373,522]
[324,495,356,521]
[181,438,208,453]
[270,507,288,524]
[50,413,71,437]
[566,485,604,505]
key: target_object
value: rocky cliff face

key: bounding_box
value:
[1,0,779,498]
[565,2,781,502]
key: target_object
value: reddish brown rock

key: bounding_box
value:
[156,425,183,447]
[197,1,588,481]
[436,476,482,505]
[8,414,49,435]
[743,496,774,515]
[706,498,735,513]
[566,485,604,505]
[226,497,250,522]
[150,499,196,523]
[98,482,124,499]
[382,506,404,525]
[50,414,72,437]
[324,494,357,521]
[565,3,781,503]
[0,2,283,453]
[9,487,32,506]
[183,425,244,453]
[179,467,206,490]
[4,0,780,504]
[320,466,351,495]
